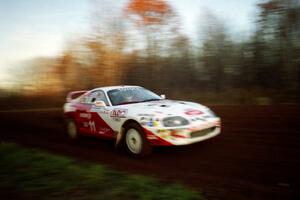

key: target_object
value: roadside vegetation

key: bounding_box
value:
[0,143,204,200]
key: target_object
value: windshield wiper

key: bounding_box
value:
[118,101,141,105]
[117,98,161,105]
[140,98,161,103]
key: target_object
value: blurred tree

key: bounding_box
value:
[56,51,74,90]
[125,0,179,53]
[125,0,173,25]
[10,0,300,104]
[167,35,196,89]
[87,0,128,87]
[256,0,300,90]
[13,57,62,94]
[56,50,86,91]
[198,12,232,93]
[124,0,180,90]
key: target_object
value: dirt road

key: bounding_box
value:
[0,105,299,200]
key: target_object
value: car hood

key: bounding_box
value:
[118,100,214,119]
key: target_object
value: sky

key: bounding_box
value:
[0,0,259,87]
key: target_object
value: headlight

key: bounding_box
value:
[163,116,189,127]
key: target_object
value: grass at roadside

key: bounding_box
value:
[0,143,205,200]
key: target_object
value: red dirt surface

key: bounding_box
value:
[0,105,299,200]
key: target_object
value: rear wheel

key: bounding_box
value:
[66,119,78,139]
[124,123,152,157]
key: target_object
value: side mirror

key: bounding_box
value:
[160,94,166,99]
[94,100,106,107]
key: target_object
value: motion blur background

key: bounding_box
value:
[0,0,299,108]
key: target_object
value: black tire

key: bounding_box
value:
[123,122,152,158]
[65,118,79,140]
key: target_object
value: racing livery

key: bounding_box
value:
[64,86,221,157]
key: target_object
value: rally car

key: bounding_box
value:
[63,86,221,157]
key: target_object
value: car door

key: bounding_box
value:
[85,90,115,138]
[75,94,93,134]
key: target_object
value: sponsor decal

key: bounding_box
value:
[112,117,121,122]
[98,127,110,134]
[90,106,109,114]
[147,135,158,140]
[79,113,91,119]
[88,120,96,132]
[140,117,159,127]
[170,130,188,139]
[156,129,188,139]
[117,87,139,91]
[110,109,128,118]
[86,120,113,134]
[148,120,159,127]
[184,109,203,116]
[99,110,110,115]
[147,121,154,127]
[157,129,171,138]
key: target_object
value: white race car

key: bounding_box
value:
[64,86,221,157]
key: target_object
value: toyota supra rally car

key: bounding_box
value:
[63,86,221,157]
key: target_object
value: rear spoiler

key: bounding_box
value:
[66,90,87,102]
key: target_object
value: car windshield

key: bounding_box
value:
[107,87,161,106]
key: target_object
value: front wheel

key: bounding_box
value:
[124,123,152,157]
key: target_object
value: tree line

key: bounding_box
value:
[12,0,300,104]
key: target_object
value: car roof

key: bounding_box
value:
[90,85,141,93]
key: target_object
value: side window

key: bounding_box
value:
[87,91,109,106]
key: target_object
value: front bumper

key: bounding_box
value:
[143,118,221,146]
